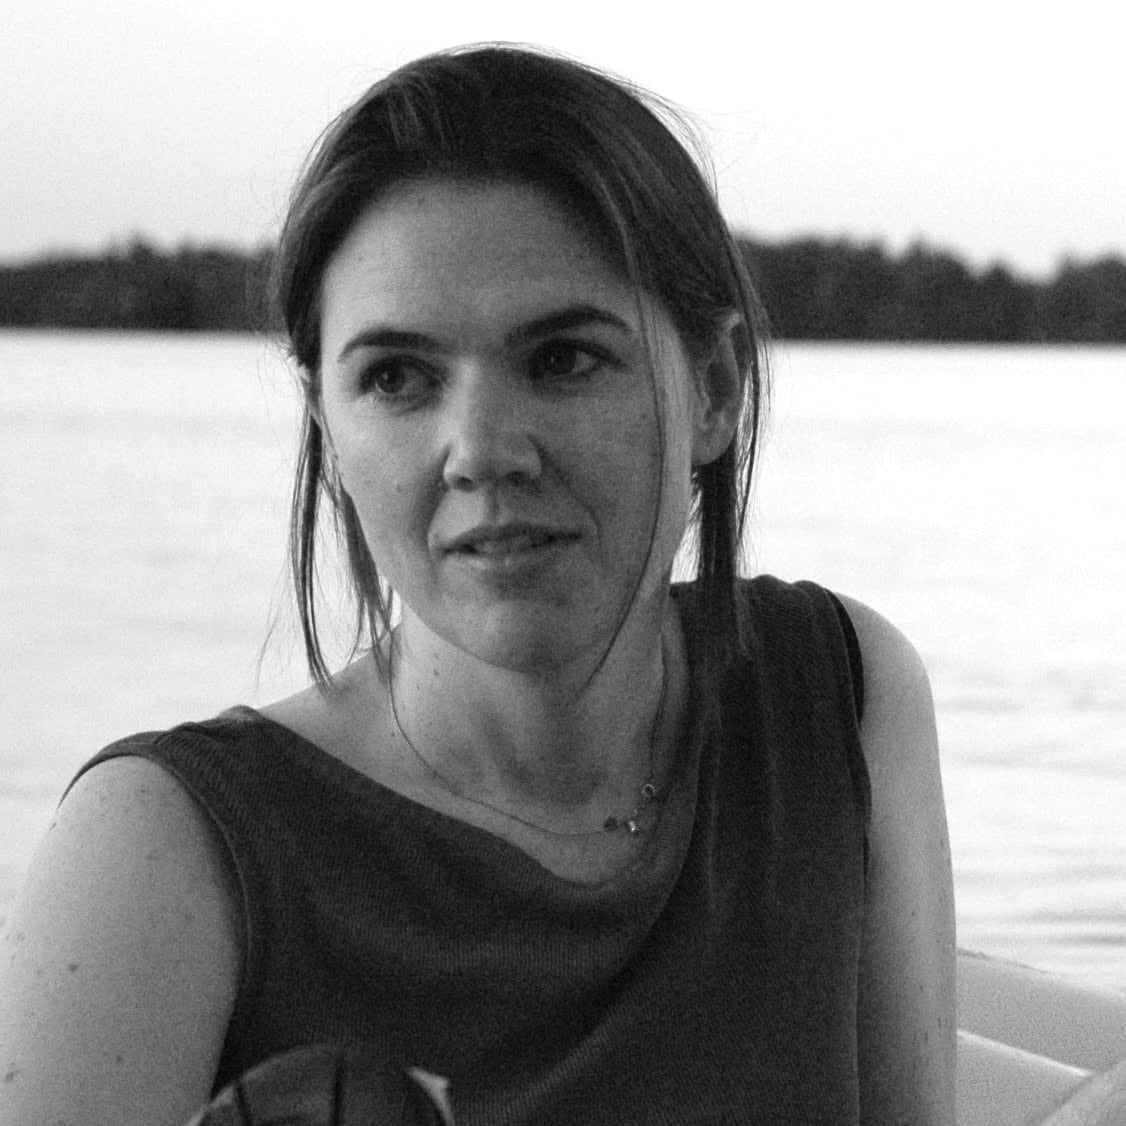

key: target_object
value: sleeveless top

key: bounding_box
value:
[71,576,869,1124]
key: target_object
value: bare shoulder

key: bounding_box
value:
[834,592,933,709]
[832,593,937,778]
[259,657,386,779]
[834,593,957,1124]
[831,592,945,873]
[0,755,240,1126]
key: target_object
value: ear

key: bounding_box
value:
[691,313,744,466]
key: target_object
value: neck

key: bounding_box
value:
[387,598,678,822]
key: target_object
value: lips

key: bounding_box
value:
[459,532,554,555]
[443,523,577,556]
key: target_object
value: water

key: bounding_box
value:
[2,331,1124,990]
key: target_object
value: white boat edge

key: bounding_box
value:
[957,948,1126,1125]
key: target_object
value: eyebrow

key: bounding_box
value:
[505,305,633,346]
[336,303,633,364]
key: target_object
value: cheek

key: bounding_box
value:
[332,436,417,544]
[343,459,409,519]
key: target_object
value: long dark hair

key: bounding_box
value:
[273,44,770,686]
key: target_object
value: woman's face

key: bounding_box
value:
[317,177,726,673]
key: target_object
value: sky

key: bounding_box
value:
[3,0,1124,276]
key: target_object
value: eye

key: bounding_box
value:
[359,357,435,400]
[530,341,607,381]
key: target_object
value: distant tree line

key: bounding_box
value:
[0,241,274,333]
[2,236,1125,342]
[743,239,1126,343]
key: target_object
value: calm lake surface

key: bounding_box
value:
[2,330,1124,989]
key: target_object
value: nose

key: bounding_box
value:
[440,369,542,491]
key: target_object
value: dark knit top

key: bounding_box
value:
[73,576,869,1124]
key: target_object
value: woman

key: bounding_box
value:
[0,45,955,1124]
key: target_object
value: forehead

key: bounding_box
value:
[320,178,636,344]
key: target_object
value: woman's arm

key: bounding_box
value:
[0,756,241,1126]
[838,594,957,1125]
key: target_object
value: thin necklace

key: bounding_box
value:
[385,639,668,838]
